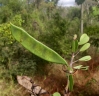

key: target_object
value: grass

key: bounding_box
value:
[0,79,29,96]
[0,65,29,96]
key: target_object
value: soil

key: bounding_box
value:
[32,56,99,96]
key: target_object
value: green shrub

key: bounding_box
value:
[0,22,36,79]
[39,13,72,57]
[84,25,99,47]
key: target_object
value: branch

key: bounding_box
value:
[72,59,79,64]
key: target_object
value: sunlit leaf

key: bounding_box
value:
[78,34,89,45]
[74,65,89,70]
[73,65,83,69]
[53,92,61,96]
[10,23,68,65]
[80,43,90,52]
[79,56,91,61]
[80,66,89,70]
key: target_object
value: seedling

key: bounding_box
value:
[10,23,91,96]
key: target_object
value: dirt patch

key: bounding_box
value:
[33,60,99,96]
[33,64,67,95]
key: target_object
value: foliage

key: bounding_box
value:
[92,6,99,16]
[0,19,36,79]
[84,25,99,47]
[75,0,85,5]
[67,7,81,19]
[0,23,14,67]
[0,14,24,67]
[40,12,72,57]
[10,56,36,76]
[11,14,24,26]
[0,23,14,45]
[0,6,12,23]
[0,0,24,23]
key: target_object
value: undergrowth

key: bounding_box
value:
[0,65,30,96]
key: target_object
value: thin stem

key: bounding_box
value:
[64,75,70,96]
[66,76,69,91]
[72,60,79,64]
[70,53,75,68]
[74,51,80,57]
[64,52,76,96]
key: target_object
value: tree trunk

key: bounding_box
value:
[81,4,83,34]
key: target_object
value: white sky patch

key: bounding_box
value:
[58,0,76,7]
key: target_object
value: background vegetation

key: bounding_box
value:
[0,0,99,96]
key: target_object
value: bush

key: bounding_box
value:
[0,22,37,79]
[84,25,99,47]
[39,13,72,57]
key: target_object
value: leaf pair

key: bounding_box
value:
[72,34,90,53]
[78,34,91,61]
[79,34,90,52]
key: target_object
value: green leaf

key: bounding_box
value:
[72,40,78,52]
[78,34,89,45]
[92,6,99,16]
[79,56,91,61]
[73,65,83,70]
[80,66,89,70]
[10,23,68,66]
[69,74,74,91]
[75,0,85,5]
[74,65,89,70]
[80,43,90,52]
[53,92,61,96]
